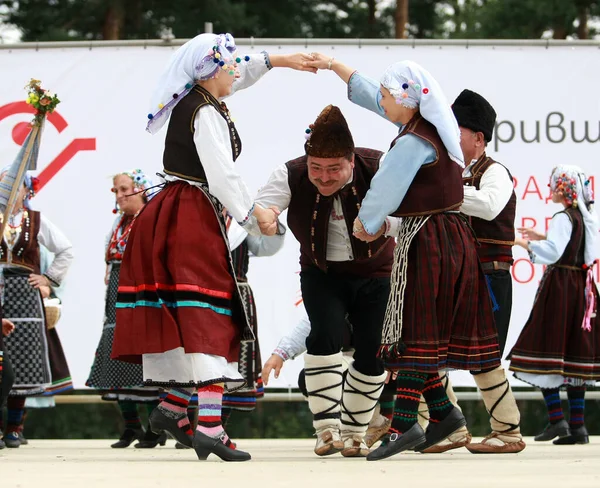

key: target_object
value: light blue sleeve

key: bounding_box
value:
[358,134,437,235]
[529,212,572,265]
[347,72,402,128]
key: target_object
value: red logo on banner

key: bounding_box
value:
[0,101,96,191]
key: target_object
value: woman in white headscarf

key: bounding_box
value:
[510,165,600,446]
[305,55,505,459]
[111,33,313,462]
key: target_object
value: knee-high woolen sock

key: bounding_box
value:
[541,388,564,424]
[6,397,26,434]
[379,380,396,420]
[197,383,235,449]
[157,387,195,438]
[422,373,454,424]
[391,372,428,434]
[567,386,586,428]
[118,401,142,431]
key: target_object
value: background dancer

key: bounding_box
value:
[509,165,600,446]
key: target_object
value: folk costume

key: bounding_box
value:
[112,33,282,463]
[426,89,523,454]
[509,165,600,445]
[86,170,164,449]
[254,105,395,457]
[345,61,502,461]
[0,172,73,448]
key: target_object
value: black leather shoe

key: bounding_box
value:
[149,409,193,448]
[3,431,21,448]
[175,441,191,449]
[414,407,467,452]
[0,438,5,449]
[193,431,251,462]
[366,423,426,461]
[18,432,29,445]
[553,425,589,445]
[111,428,145,448]
[534,419,570,441]
[134,430,168,448]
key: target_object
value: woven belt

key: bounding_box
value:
[481,261,511,272]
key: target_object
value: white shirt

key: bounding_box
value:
[461,158,514,221]
[529,212,572,265]
[2,210,74,285]
[164,53,270,233]
[254,164,401,262]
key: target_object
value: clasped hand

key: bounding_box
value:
[352,218,385,242]
[254,204,280,236]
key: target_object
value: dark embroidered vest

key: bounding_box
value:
[163,85,241,183]
[554,207,585,268]
[463,154,517,264]
[390,113,464,217]
[0,210,41,274]
[286,148,395,277]
[231,239,250,282]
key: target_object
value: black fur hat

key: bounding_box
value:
[452,89,496,142]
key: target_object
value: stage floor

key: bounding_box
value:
[1,437,599,487]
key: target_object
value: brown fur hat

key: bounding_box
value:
[305,105,355,158]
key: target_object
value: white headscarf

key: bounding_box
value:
[380,60,464,167]
[550,164,599,265]
[146,33,238,135]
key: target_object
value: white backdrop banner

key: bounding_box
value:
[0,42,598,389]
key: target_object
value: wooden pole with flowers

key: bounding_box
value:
[0,79,60,237]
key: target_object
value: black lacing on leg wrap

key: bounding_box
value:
[305,363,344,422]
[479,379,520,432]
[341,370,384,428]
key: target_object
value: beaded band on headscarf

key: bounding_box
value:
[146,33,250,135]
[379,60,464,167]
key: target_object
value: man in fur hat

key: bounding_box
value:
[254,105,396,457]
[428,89,524,454]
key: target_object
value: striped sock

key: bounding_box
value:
[158,387,194,418]
[390,371,428,434]
[118,401,142,431]
[422,373,454,423]
[541,388,564,424]
[157,387,195,438]
[379,380,396,420]
[197,383,235,449]
[567,386,586,428]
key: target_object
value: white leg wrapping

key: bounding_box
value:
[304,352,344,432]
[473,366,523,444]
[341,363,387,437]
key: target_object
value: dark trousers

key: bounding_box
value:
[300,268,390,376]
[486,270,513,357]
[1,351,14,410]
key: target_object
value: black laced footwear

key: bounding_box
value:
[134,429,168,448]
[414,406,467,452]
[192,431,250,462]
[110,428,144,448]
[149,408,193,448]
[366,423,426,461]
[534,419,570,441]
[3,431,21,448]
[553,425,589,445]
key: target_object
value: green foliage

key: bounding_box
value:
[0,0,598,41]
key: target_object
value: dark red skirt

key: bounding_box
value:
[508,267,600,380]
[112,181,250,364]
[382,213,501,372]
